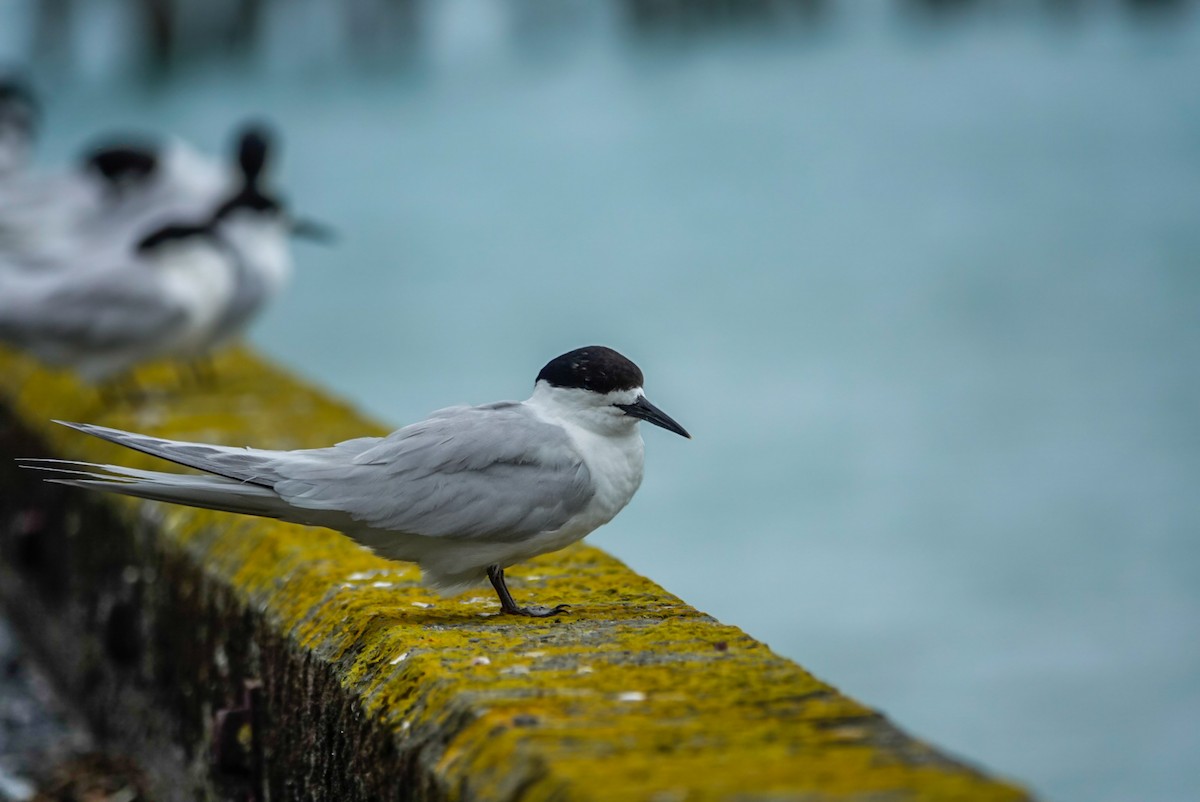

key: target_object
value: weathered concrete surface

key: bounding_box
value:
[0,346,1035,801]
[0,614,91,800]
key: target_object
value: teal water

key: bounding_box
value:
[4,3,1199,801]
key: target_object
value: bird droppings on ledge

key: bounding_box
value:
[0,345,1035,801]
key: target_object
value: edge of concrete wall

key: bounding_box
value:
[0,346,1034,801]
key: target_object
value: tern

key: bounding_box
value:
[73,122,279,242]
[0,175,314,382]
[0,76,38,178]
[22,346,691,616]
[175,132,332,358]
[0,132,221,263]
[0,129,329,381]
[0,121,325,272]
[0,220,238,383]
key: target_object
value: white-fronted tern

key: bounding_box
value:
[0,132,223,267]
[23,346,691,616]
[0,121,328,272]
[0,220,237,383]
[0,130,330,381]
[0,76,37,178]
[73,123,272,243]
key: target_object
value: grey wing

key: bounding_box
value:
[0,273,184,349]
[48,407,594,544]
[270,404,595,542]
[49,421,320,486]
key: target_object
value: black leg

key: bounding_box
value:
[486,565,569,618]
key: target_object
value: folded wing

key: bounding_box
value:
[23,408,594,546]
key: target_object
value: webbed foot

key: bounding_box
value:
[508,603,571,618]
[486,564,571,619]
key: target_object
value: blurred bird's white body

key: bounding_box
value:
[0,80,36,179]
[78,138,232,239]
[0,138,231,271]
[0,233,237,381]
[0,125,31,177]
[0,120,305,378]
[199,209,292,353]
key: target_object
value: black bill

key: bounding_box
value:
[290,217,338,244]
[616,396,691,439]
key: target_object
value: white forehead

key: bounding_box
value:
[531,380,643,406]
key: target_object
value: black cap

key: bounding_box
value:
[83,144,159,184]
[536,346,645,394]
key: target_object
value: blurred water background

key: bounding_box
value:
[2,2,1198,800]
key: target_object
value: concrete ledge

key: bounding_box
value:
[0,346,1033,801]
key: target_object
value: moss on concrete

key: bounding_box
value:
[0,346,1034,801]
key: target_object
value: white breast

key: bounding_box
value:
[560,422,645,537]
[219,215,292,297]
[154,243,237,352]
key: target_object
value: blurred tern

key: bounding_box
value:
[0,133,330,379]
[0,120,329,270]
[0,219,237,383]
[0,133,218,261]
[74,123,270,240]
[0,76,38,177]
[192,180,304,355]
[23,346,691,616]
[169,130,334,356]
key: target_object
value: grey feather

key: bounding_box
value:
[23,460,295,520]
[38,410,594,547]
[0,277,186,350]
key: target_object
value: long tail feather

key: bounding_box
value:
[50,420,284,486]
[19,458,293,520]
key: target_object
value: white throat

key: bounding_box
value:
[150,240,237,338]
[526,381,644,438]
[216,213,292,294]
[525,380,647,541]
